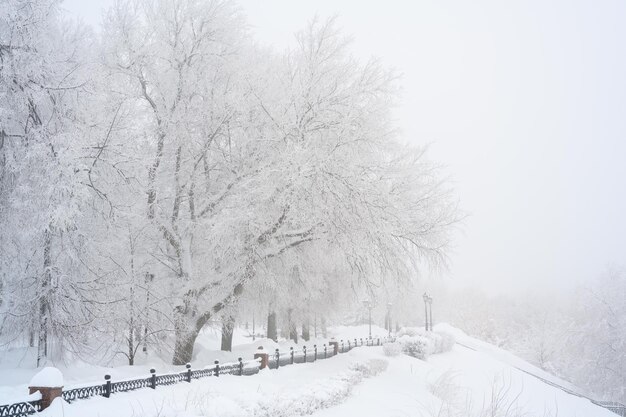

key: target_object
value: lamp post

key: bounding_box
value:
[363,300,373,339]
[422,292,433,332]
[422,294,434,331]
[386,303,393,337]
[422,293,430,331]
[427,295,434,331]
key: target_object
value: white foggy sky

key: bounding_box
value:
[64,0,626,294]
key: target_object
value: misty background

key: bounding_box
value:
[64,0,626,295]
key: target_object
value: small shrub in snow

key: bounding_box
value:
[423,332,442,354]
[382,342,402,357]
[398,335,430,360]
[350,359,388,378]
[396,329,456,360]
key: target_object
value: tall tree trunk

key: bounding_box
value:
[302,318,310,341]
[171,283,245,364]
[172,303,208,365]
[172,325,199,365]
[288,309,298,343]
[172,311,210,365]
[143,273,153,353]
[252,311,256,341]
[37,229,52,367]
[267,310,277,342]
[127,291,135,365]
[127,320,135,365]
[128,237,136,365]
[220,315,235,351]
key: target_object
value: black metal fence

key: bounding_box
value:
[0,400,41,417]
[0,336,391,417]
[267,337,386,369]
[59,357,261,405]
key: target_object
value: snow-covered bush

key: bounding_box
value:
[423,332,444,354]
[350,359,389,378]
[382,342,402,357]
[396,329,456,360]
[398,334,431,359]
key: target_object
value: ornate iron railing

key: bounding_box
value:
[267,336,391,369]
[110,376,151,394]
[62,383,105,402]
[0,400,41,417]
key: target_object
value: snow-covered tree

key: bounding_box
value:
[98,4,459,364]
[0,0,98,365]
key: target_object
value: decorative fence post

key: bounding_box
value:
[103,375,111,398]
[254,346,269,369]
[238,358,244,376]
[214,360,220,377]
[303,345,307,363]
[324,344,327,359]
[340,340,344,353]
[186,364,192,382]
[377,338,381,346]
[28,367,64,411]
[348,340,351,350]
[360,338,363,346]
[354,338,358,348]
[314,344,317,361]
[150,369,156,389]
[290,347,295,364]
[275,349,280,369]
[329,338,339,355]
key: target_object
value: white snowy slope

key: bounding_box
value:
[314,327,613,417]
[1,324,616,417]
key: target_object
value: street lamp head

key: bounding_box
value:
[422,292,429,303]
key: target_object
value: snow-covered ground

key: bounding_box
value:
[0,324,615,417]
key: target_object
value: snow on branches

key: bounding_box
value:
[0,0,459,366]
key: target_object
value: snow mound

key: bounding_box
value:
[29,367,63,387]
[38,397,65,416]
